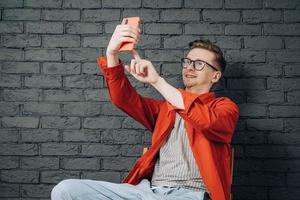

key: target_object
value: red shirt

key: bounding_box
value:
[97,56,240,200]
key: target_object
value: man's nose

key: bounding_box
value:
[185,63,195,71]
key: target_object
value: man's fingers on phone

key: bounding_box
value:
[120,36,136,43]
[130,26,141,34]
[121,25,140,35]
[122,28,140,39]
[120,30,139,40]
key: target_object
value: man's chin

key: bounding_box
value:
[183,81,206,89]
[183,82,195,89]
[183,79,195,86]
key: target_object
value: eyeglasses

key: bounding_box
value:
[181,57,219,71]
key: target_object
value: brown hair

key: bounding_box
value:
[188,39,226,73]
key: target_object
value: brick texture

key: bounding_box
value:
[0,0,299,199]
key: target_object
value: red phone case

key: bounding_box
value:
[119,16,141,52]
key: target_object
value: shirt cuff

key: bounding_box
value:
[166,88,201,114]
[97,56,124,80]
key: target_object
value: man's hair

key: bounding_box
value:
[188,39,226,73]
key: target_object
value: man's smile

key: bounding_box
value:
[185,74,197,78]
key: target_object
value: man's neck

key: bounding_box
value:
[185,86,211,95]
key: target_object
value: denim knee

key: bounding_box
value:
[51,179,79,200]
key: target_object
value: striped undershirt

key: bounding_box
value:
[151,113,209,193]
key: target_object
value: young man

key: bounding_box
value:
[51,22,239,200]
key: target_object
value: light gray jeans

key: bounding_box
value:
[51,178,210,200]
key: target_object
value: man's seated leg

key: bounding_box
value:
[151,186,208,200]
[51,178,162,200]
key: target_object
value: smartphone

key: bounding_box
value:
[119,16,141,52]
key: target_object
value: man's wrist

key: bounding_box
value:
[106,52,120,68]
[151,76,164,88]
[106,51,119,57]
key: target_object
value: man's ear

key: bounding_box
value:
[211,71,222,83]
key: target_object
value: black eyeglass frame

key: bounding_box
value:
[181,57,219,71]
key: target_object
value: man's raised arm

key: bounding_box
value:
[97,21,162,132]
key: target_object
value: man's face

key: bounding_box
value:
[182,48,221,91]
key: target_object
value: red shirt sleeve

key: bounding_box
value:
[97,56,163,132]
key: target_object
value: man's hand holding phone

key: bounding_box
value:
[105,16,160,85]
[106,17,141,56]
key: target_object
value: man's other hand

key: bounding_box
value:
[124,50,160,84]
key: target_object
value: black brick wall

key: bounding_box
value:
[0,0,299,199]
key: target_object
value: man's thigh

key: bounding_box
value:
[51,178,162,200]
[152,186,205,200]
